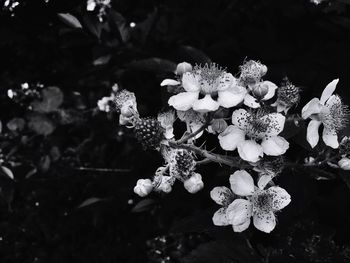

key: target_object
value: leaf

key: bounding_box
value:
[57,13,83,29]
[131,198,155,213]
[82,14,103,39]
[179,45,212,64]
[109,10,130,43]
[78,197,104,208]
[93,54,111,66]
[32,86,64,113]
[126,58,177,73]
[27,113,56,136]
[7,118,25,132]
[0,166,14,180]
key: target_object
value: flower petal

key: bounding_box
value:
[210,186,234,206]
[261,113,285,136]
[217,85,246,108]
[257,173,275,190]
[267,186,291,211]
[160,79,181,86]
[226,198,252,225]
[261,81,278,101]
[232,109,251,130]
[244,93,260,108]
[218,125,245,151]
[253,210,276,233]
[261,136,289,156]
[217,73,236,91]
[320,79,338,104]
[192,94,220,112]
[182,72,201,92]
[302,98,322,119]
[230,170,255,196]
[237,140,264,163]
[212,207,230,226]
[168,92,199,111]
[322,127,339,149]
[232,218,251,232]
[306,120,321,148]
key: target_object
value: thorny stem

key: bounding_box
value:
[176,120,210,145]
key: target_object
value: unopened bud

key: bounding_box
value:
[338,157,350,170]
[134,179,153,197]
[252,83,269,98]
[158,176,173,193]
[183,173,204,194]
[175,62,193,75]
[210,119,228,134]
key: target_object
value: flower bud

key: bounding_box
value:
[338,157,350,170]
[175,62,193,75]
[120,105,134,118]
[112,83,119,93]
[252,83,269,98]
[210,119,228,134]
[158,176,173,193]
[134,179,153,197]
[183,173,204,194]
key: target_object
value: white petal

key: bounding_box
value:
[261,113,286,136]
[322,128,339,149]
[192,94,220,112]
[217,85,246,108]
[226,199,252,225]
[164,127,174,139]
[253,211,276,233]
[237,140,264,163]
[320,79,338,104]
[267,186,291,211]
[257,173,275,190]
[232,218,251,232]
[168,92,199,111]
[301,98,322,119]
[212,207,230,226]
[182,72,201,92]
[230,170,255,196]
[231,109,250,130]
[217,73,236,91]
[160,79,181,86]
[306,120,321,148]
[261,136,289,156]
[261,81,278,101]
[210,186,234,206]
[218,125,245,151]
[244,93,260,108]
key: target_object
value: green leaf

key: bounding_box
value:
[78,197,104,208]
[131,198,155,213]
[58,13,83,29]
[31,86,64,113]
[126,58,177,73]
[27,113,56,136]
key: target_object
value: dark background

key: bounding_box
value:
[0,0,350,262]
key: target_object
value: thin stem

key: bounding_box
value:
[176,120,210,144]
[73,167,132,173]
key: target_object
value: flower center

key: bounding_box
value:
[320,95,349,132]
[245,110,271,140]
[252,191,273,213]
[194,63,226,95]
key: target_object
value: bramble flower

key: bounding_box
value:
[226,170,291,233]
[164,63,247,113]
[158,110,176,139]
[219,109,289,162]
[183,173,204,194]
[97,96,114,112]
[271,79,300,114]
[302,79,349,149]
[114,89,139,126]
[134,179,153,197]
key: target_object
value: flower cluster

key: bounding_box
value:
[99,59,349,234]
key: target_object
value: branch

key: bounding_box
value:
[176,120,210,144]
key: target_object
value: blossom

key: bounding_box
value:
[158,110,176,139]
[183,173,204,193]
[210,186,235,226]
[177,109,206,139]
[219,109,289,162]
[97,96,114,112]
[271,79,300,114]
[221,170,291,233]
[302,79,349,149]
[134,179,153,197]
[114,89,139,126]
[164,63,247,113]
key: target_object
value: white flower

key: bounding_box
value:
[227,170,291,233]
[183,173,204,193]
[134,179,153,197]
[338,157,350,170]
[243,81,278,109]
[219,109,289,163]
[210,186,235,226]
[158,110,176,139]
[302,79,349,149]
[166,63,247,113]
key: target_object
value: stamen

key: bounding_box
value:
[251,191,273,213]
[193,63,226,94]
[321,95,349,132]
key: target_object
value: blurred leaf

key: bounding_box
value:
[179,45,212,64]
[39,155,50,173]
[32,86,64,113]
[126,58,177,73]
[131,198,155,213]
[7,118,25,132]
[0,166,14,180]
[93,54,111,66]
[82,14,103,39]
[109,10,130,43]
[78,197,104,208]
[27,113,56,136]
[57,13,83,29]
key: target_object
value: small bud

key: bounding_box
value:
[134,179,153,197]
[183,173,204,194]
[338,157,350,170]
[112,83,119,93]
[175,62,193,75]
[252,83,269,98]
[210,119,228,134]
[157,176,173,193]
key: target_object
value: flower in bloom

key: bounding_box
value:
[164,63,247,113]
[114,89,139,126]
[183,173,204,193]
[158,110,176,139]
[134,179,153,197]
[302,79,349,149]
[212,170,291,233]
[219,109,289,162]
[210,185,235,226]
